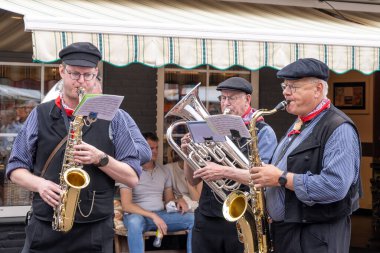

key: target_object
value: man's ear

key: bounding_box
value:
[315,81,323,97]
[246,94,252,104]
[59,64,65,78]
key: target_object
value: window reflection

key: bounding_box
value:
[0,64,58,207]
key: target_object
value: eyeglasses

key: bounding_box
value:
[218,94,245,103]
[65,68,96,81]
[280,82,300,93]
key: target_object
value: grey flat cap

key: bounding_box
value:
[216,77,253,94]
[59,42,101,67]
[277,58,329,82]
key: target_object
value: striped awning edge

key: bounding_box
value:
[33,31,380,75]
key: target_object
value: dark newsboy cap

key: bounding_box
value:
[216,77,253,94]
[59,42,101,68]
[277,58,329,82]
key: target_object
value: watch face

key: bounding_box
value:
[100,155,109,167]
[278,173,287,187]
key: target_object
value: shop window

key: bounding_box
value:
[0,63,58,216]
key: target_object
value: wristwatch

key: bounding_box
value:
[278,171,288,187]
[94,153,109,167]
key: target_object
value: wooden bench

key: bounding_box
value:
[114,227,188,253]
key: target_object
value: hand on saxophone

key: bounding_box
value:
[37,178,61,208]
[73,141,104,165]
[249,164,284,188]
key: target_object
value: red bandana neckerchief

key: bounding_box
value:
[55,95,74,117]
[287,98,331,137]
[242,106,264,125]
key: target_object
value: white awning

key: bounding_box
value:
[2,0,380,74]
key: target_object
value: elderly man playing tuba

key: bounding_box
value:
[181,77,278,253]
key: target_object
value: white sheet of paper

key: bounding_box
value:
[205,114,250,138]
[74,94,124,121]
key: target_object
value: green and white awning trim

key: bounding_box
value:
[33,31,380,74]
[3,0,380,74]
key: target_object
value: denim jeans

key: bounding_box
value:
[123,210,194,253]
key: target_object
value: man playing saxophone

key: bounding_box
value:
[6,42,142,253]
[249,58,361,253]
[181,77,278,253]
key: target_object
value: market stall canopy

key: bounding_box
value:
[0,84,41,101]
[2,0,380,74]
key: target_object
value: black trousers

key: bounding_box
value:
[191,209,244,253]
[271,216,351,253]
[21,215,114,253]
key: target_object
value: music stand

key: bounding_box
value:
[186,121,225,143]
[205,114,250,139]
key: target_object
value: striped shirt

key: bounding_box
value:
[265,110,360,221]
[257,124,277,164]
[6,107,142,179]
[119,109,151,165]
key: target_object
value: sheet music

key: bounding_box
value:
[205,114,250,138]
[74,94,124,121]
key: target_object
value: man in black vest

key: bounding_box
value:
[250,58,361,253]
[181,77,278,253]
[6,42,142,253]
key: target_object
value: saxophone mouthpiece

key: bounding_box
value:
[77,87,85,101]
[275,100,288,111]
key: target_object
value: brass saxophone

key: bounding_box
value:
[52,88,91,232]
[222,101,287,253]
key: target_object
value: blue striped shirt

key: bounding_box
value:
[266,110,360,221]
[257,124,277,164]
[119,109,151,165]
[6,108,142,179]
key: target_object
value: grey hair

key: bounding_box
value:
[304,77,328,98]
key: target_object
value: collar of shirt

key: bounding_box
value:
[242,106,264,125]
[287,98,330,137]
[55,95,74,117]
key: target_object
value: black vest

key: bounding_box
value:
[33,100,115,223]
[198,121,268,217]
[284,105,361,223]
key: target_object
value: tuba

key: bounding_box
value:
[165,82,287,252]
[52,87,93,232]
[165,83,249,201]
[222,101,287,253]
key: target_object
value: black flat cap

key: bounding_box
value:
[277,58,329,82]
[59,42,101,67]
[216,77,252,94]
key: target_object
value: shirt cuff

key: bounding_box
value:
[123,158,142,177]
[293,173,315,206]
[5,162,30,180]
